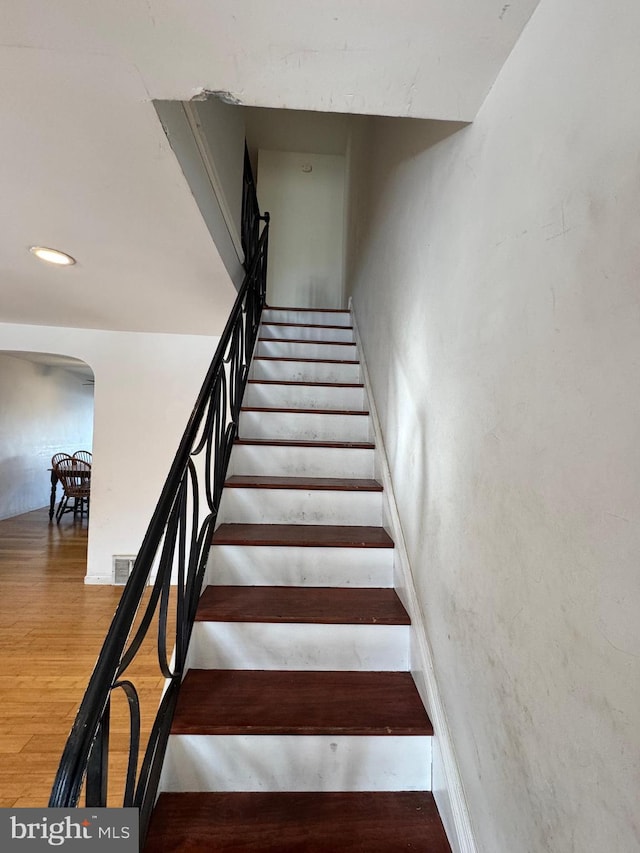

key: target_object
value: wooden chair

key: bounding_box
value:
[54,457,91,523]
[72,450,92,466]
[51,452,72,467]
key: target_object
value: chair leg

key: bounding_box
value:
[55,495,68,523]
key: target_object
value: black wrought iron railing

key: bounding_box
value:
[241,144,260,266]
[49,155,269,844]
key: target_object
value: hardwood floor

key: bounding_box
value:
[0,507,174,808]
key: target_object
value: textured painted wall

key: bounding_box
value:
[348,0,640,850]
[0,354,94,520]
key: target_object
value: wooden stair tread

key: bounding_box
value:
[234,438,375,449]
[196,586,410,624]
[144,791,451,852]
[224,475,382,491]
[171,670,432,735]
[254,356,359,365]
[259,338,356,346]
[212,524,394,548]
[265,306,351,313]
[247,379,364,388]
[241,406,368,415]
[262,321,354,330]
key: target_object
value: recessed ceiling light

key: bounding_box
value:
[29,246,76,266]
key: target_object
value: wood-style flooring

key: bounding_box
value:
[0,507,174,807]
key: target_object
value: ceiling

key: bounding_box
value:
[2,352,94,383]
[0,0,540,337]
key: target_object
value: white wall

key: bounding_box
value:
[188,98,246,258]
[257,150,346,308]
[0,323,220,584]
[348,1,640,851]
[0,354,94,520]
[155,99,247,290]
[245,107,350,174]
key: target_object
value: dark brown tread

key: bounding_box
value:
[224,475,382,491]
[211,524,394,548]
[254,356,360,365]
[259,338,356,346]
[171,670,432,735]
[265,306,350,313]
[261,321,354,330]
[241,406,369,415]
[247,379,364,388]
[234,438,375,449]
[145,791,451,852]
[196,586,410,625]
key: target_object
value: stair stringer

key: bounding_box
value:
[350,301,478,853]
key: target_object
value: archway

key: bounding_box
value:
[0,351,94,521]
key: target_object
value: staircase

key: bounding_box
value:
[144,307,451,852]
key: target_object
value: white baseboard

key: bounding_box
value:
[84,574,114,585]
[84,572,159,585]
[350,299,478,853]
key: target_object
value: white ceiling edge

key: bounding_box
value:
[4,0,542,122]
[1,351,94,382]
[0,1,542,337]
[0,49,237,336]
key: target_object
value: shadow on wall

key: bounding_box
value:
[379,118,469,164]
[0,351,95,521]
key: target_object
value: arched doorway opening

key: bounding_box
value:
[0,351,94,522]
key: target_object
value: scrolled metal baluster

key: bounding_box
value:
[205,372,227,514]
[192,380,220,516]
[227,316,243,425]
[174,459,204,670]
[229,350,240,427]
[85,698,110,807]
[117,495,182,682]
[242,297,251,367]
[174,471,189,671]
[134,679,181,839]
[237,303,249,395]
[49,169,269,844]
[192,378,219,459]
[185,514,216,627]
[111,680,141,807]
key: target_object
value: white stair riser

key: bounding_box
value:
[240,410,371,443]
[220,488,383,526]
[161,735,431,792]
[187,623,409,671]
[207,545,394,587]
[251,359,361,384]
[260,324,354,343]
[257,340,358,361]
[262,310,351,327]
[157,314,436,811]
[229,444,374,479]
[244,383,366,411]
